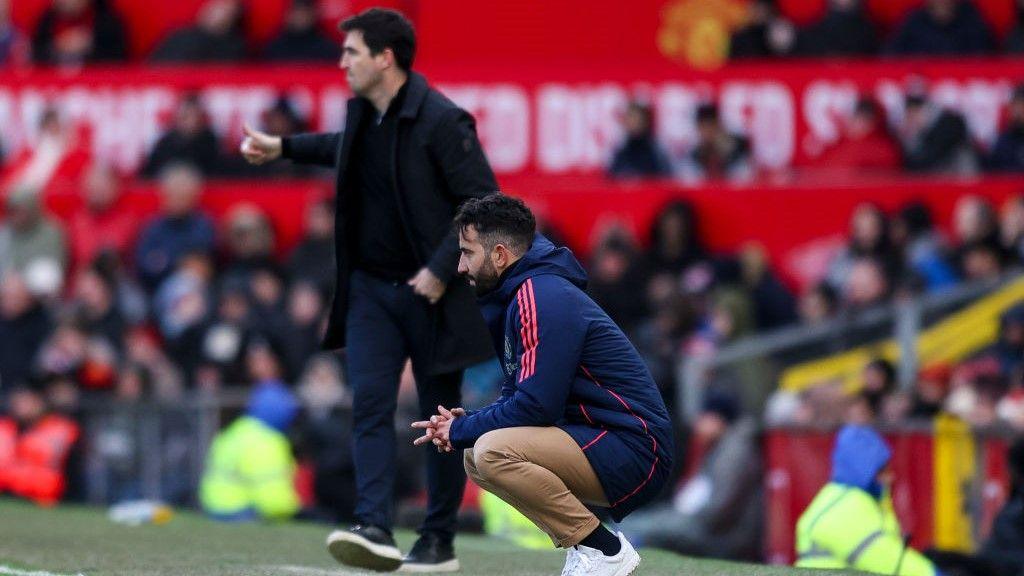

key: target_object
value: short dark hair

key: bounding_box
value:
[340,8,416,72]
[454,194,536,255]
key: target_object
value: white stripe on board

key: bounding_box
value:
[0,565,85,576]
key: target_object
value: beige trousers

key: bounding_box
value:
[463,426,609,548]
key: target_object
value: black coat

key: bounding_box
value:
[283,72,497,375]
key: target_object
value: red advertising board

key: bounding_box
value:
[2,60,1024,179]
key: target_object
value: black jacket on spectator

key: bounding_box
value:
[887,2,994,55]
[142,129,221,177]
[800,8,878,56]
[0,305,52,389]
[903,110,974,173]
[282,72,496,375]
[289,236,335,297]
[264,30,340,62]
[31,0,127,65]
[608,137,672,178]
[988,125,1024,172]
[150,28,247,63]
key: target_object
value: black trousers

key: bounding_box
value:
[345,270,465,540]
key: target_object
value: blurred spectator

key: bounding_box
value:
[988,85,1024,173]
[31,0,127,66]
[851,358,896,425]
[607,101,672,179]
[199,381,300,521]
[135,164,216,291]
[0,187,68,280]
[264,0,340,62]
[247,267,291,359]
[587,229,648,336]
[633,293,692,415]
[288,197,335,296]
[67,164,138,273]
[0,0,29,67]
[955,196,1002,250]
[799,0,877,56]
[0,273,53,391]
[688,289,772,413]
[71,264,124,349]
[644,201,709,276]
[798,283,838,326]
[1007,0,1024,53]
[34,321,119,392]
[141,95,222,178]
[737,243,796,330]
[1001,195,1024,263]
[897,88,977,174]
[954,196,1007,277]
[154,252,215,369]
[795,425,939,574]
[220,204,277,288]
[92,250,148,326]
[90,363,148,503]
[729,0,798,58]
[281,281,325,381]
[842,258,890,310]
[983,305,1024,379]
[890,202,958,292]
[151,0,247,63]
[681,103,752,182]
[809,98,900,175]
[825,203,900,292]
[887,0,994,56]
[0,385,80,506]
[909,364,952,419]
[184,280,253,387]
[621,389,762,561]
[960,241,1005,281]
[295,353,356,522]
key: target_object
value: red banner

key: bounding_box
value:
[2,60,1024,178]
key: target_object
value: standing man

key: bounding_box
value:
[240,7,497,572]
[414,195,674,576]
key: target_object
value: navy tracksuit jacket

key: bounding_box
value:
[449,234,673,521]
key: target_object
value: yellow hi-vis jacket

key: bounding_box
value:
[199,416,299,520]
[795,483,937,575]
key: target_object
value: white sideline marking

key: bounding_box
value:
[0,566,85,576]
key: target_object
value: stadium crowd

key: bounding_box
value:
[5,0,1024,571]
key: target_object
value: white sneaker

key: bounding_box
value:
[560,546,580,576]
[564,532,641,576]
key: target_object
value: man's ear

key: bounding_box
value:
[491,244,509,268]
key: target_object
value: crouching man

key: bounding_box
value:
[413,195,673,576]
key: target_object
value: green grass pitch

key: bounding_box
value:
[0,498,865,575]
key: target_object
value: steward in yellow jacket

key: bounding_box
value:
[795,425,941,576]
[200,382,300,521]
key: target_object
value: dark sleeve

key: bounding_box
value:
[282,132,342,168]
[905,113,969,171]
[424,107,499,283]
[449,278,585,448]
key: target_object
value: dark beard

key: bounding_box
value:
[471,260,500,296]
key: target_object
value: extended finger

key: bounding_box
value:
[437,405,453,419]
[411,420,434,429]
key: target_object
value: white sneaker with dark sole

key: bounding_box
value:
[564,532,641,576]
[326,526,404,572]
